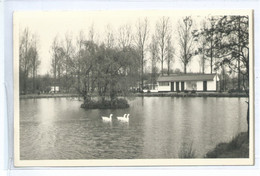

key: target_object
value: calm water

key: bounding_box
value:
[20,97,248,159]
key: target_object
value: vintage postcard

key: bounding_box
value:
[13,10,254,166]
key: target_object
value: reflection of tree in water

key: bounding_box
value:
[178,141,196,158]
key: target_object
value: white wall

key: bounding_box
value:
[197,81,203,91]
[207,80,216,91]
[158,82,171,91]
[158,79,217,92]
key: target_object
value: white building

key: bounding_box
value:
[157,74,219,92]
[49,86,60,93]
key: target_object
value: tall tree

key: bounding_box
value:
[214,16,249,89]
[178,16,195,74]
[118,24,133,49]
[29,36,40,93]
[50,36,64,93]
[193,20,207,74]
[75,31,85,94]
[149,35,159,85]
[136,18,149,90]
[19,28,40,94]
[63,33,75,92]
[105,24,115,49]
[156,17,171,75]
[214,15,249,132]
[165,36,174,75]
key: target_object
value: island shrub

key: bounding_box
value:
[81,98,129,109]
[191,90,196,94]
[184,90,189,93]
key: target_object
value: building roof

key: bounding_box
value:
[157,74,216,82]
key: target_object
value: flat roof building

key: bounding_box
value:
[157,74,219,92]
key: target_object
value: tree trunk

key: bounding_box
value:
[141,51,144,90]
[167,60,170,75]
[161,59,164,76]
[238,17,241,92]
[247,101,249,136]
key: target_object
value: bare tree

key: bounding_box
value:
[165,35,174,75]
[136,18,149,90]
[50,36,64,93]
[19,28,30,94]
[89,23,95,42]
[63,33,75,92]
[149,35,159,84]
[75,31,85,93]
[118,24,133,49]
[19,28,40,94]
[105,24,115,49]
[30,35,40,93]
[194,20,207,74]
[178,16,195,74]
[156,17,171,75]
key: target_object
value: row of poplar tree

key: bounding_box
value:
[19,15,249,98]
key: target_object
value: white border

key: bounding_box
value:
[1,0,260,176]
[13,9,254,167]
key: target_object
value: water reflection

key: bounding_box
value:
[20,97,248,159]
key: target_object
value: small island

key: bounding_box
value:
[80,98,129,109]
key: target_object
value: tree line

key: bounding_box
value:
[19,15,249,97]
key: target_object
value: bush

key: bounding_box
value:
[191,90,196,94]
[81,98,129,109]
[205,132,249,158]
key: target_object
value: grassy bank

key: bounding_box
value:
[137,92,248,98]
[20,93,79,99]
[205,132,249,158]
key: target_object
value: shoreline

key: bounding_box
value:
[19,92,248,99]
[205,132,249,158]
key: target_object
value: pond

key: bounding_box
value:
[20,97,248,159]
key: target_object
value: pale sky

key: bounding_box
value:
[15,10,229,75]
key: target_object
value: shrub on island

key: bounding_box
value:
[81,98,129,109]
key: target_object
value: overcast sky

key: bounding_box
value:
[15,10,243,75]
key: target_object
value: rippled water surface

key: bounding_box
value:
[20,97,247,159]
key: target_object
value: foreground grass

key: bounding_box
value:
[205,132,249,158]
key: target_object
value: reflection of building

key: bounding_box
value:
[157,74,219,92]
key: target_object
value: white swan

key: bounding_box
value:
[120,114,130,122]
[117,114,127,121]
[102,114,113,122]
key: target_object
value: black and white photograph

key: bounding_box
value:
[13,10,254,166]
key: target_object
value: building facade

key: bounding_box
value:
[157,74,219,92]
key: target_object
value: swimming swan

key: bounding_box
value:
[102,114,113,122]
[117,114,127,121]
[119,114,130,122]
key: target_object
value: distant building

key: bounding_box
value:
[49,86,60,93]
[157,74,219,92]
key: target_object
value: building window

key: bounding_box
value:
[186,81,197,90]
[159,82,169,86]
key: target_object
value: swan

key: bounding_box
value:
[120,114,130,122]
[117,114,127,121]
[102,114,113,122]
